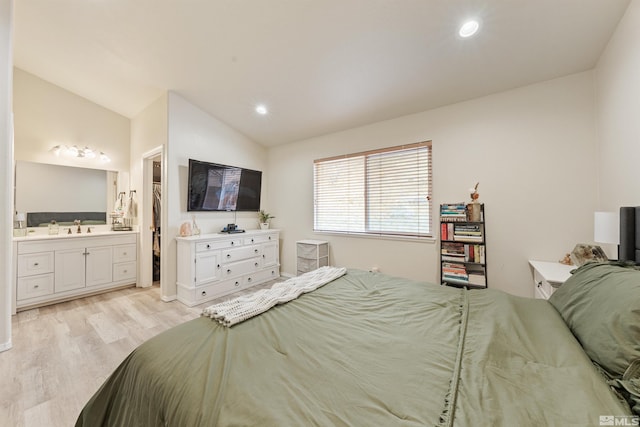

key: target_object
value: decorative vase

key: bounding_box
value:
[467,202,481,222]
[260,222,269,230]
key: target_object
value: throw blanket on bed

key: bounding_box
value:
[202,266,347,326]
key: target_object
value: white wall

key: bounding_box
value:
[595,0,640,211]
[0,0,13,352]
[163,92,268,299]
[268,72,599,297]
[130,94,168,287]
[13,68,130,172]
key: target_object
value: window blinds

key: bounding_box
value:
[314,141,432,237]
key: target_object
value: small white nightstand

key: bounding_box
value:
[528,260,575,299]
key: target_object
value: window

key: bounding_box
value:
[314,141,432,238]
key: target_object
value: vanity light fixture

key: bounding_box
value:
[255,104,268,115]
[459,19,480,38]
[51,144,110,162]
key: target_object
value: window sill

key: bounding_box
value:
[313,230,436,244]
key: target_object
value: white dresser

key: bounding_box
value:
[176,230,280,306]
[13,231,138,313]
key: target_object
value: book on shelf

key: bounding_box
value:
[440,203,467,222]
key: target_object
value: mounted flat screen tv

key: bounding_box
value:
[188,159,262,212]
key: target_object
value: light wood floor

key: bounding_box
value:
[0,283,273,427]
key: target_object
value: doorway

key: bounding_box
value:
[140,146,165,291]
[152,158,161,285]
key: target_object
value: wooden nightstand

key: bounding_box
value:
[528,260,575,299]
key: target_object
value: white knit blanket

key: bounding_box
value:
[202,266,347,327]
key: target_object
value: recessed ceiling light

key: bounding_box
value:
[459,20,480,38]
[255,104,268,115]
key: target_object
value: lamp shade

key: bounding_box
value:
[594,211,620,244]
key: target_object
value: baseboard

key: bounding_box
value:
[0,340,12,353]
[280,272,295,279]
[161,295,177,302]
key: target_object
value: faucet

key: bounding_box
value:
[74,220,81,234]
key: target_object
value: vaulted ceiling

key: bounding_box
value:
[13,0,630,146]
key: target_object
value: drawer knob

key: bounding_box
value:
[251,238,254,243]
[33,262,39,266]
[206,244,211,249]
[227,254,231,258]
[227,269,231,274]
[123,270,128,273]
[269,236,272,240]
[201,291,207,296]
[254,249,259,253]
[217,264,220,268]
[247,277,252,282]
[231,242,235,246]
[235,281,240,287]
[123,252,127,256]
[537,281,543,286]
[34,285,39,289]
[255,262,259,267]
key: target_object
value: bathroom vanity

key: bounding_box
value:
[12,230,138,313]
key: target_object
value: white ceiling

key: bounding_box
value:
[13,0,630,147]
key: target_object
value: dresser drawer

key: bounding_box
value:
[196,238,242,253]
[17,273,54,300]
[17,252,54,277]
[220,257,262,279]
[243,233,277,245]
[222,245,262,263]
[195,278,243,302]
[244,268,279,287]
[113,244,136,263]
[113,261,136,282]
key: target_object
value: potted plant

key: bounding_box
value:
[258,210,275,230]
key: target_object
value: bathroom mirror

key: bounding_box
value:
[14,161,119,226]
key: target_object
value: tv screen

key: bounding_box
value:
[188,159,262,212]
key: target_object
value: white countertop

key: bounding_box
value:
[13,227,138,242]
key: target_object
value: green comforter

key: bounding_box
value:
[76,270,630,426]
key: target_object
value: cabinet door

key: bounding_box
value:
[86,246,113,287]
[262,241,278,267]
[195,251,220,286]
[55,249,86,292]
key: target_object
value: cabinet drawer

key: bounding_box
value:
[113,244,136,263]
[17,252,54,277]
[195,278,243,302]
[221,257,262,279]
[113,261,136,282]
[533,269,553,299]
[296,242,328,259]
[245,268,279,287]
[244,233,277,245]
[222,245,262,263]
[17,273,54,300]
[196,239,242,253]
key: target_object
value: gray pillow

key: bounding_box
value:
[549,262,640,378]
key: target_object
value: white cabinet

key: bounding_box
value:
[13,232,138,312]
[296,240,329,275]
[528,260,574,299]
[176,230,280,307]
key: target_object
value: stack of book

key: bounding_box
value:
[441,262,468,284]
[440,203,467,222]
[442,242,485,264]
[453,224,483,242]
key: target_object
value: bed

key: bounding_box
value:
[76,211,640,426]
